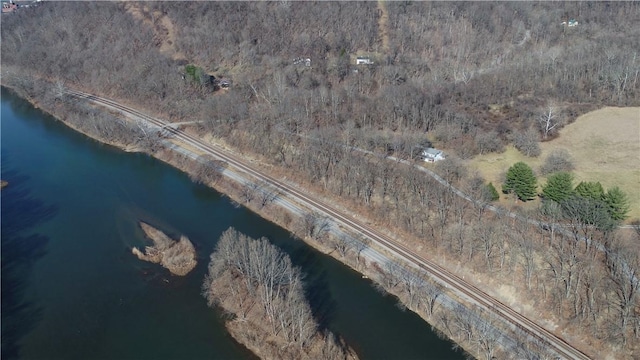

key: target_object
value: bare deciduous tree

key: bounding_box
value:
[607,242,640,346]
[203,228,354,358]
[300,211,330,242]
[513,127,541,157]
[417,281,443,317]
[538,103,562,140]
[329,234,350,258]
[350,235,371,264]
[540,148,575,175]
[189,155,227,185]
[256,181,280,208]
[473,308,502,360]
[240,182,259,203]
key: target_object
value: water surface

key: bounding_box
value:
[1,87,463,359]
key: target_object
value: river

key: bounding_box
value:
[1,87,464,359]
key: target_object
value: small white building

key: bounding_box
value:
[293,57,311,67]
[561,19,579,27]
[356,56,374,65]
[422,148,445,162]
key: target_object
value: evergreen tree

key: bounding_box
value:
[486,182,500,202]
[561,195,616,231]
[574,181,604,201]
[542,172,574,203]
[503,162,537,201]
[603,186,630,221]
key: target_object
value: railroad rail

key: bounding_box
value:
[67,89,591,360]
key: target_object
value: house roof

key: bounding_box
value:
[423,148,443,156]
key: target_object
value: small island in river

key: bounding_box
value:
[132,222,197,276]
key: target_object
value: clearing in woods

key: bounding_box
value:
[377,0,390,53]
[125,3,186,62]
[468,107,640,221]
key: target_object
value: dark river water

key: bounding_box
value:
[1,87,464,360]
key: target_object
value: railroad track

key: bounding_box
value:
[68,89,591,360]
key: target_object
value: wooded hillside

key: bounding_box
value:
[2,2,639,358]
[2,1,638,157]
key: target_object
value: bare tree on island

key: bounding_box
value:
[203,228,356,359]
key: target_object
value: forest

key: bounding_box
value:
[2,1,639,358]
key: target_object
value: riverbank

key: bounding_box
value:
[0,82,530,359]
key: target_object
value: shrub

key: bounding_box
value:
[486,182,500,201]
[476,131,504,154]
[540,148,575,175]
[513,127,541,157]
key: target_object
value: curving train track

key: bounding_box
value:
[67,89,591,360]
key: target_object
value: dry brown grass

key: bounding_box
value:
[134,222,197,276]
[377,1,390,53]
[468,107,640,220]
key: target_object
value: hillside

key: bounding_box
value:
[2,1,639,151]
[2,2,639,359]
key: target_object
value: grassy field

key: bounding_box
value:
[467,107,640,221]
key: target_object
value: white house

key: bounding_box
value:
[2,1,17,13]
[293,57,311,67]
[356,56,374,65]
[422,148,445,162]
[561,19,579,27]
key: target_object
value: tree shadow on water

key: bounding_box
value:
[290,248,337,333]
[306,269,336,333]
[1,170,58,360]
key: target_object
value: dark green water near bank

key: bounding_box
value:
[1,87,464,359]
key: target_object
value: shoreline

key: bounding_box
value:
[0,83,518,360]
